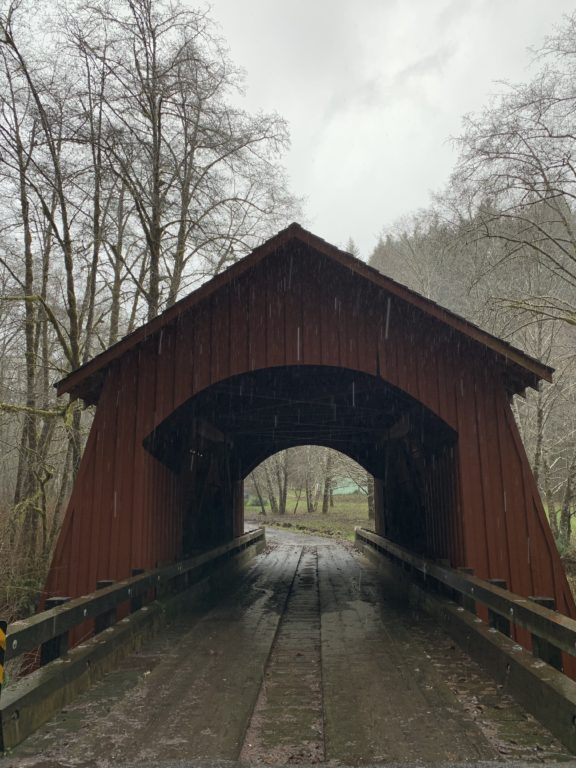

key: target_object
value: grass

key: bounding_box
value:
[244,492,374,542]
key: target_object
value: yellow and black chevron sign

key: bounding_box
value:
[0,620,6,690]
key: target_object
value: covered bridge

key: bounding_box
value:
[47,223,575,621]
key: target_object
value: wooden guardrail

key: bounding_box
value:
[2,528,265,685]
[355,527,573,668]
[0,528,265,751]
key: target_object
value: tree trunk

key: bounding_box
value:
[533,382,544,486]
[11,75,39,552]
[305,477,314,514]
[292,487,303,514]
[108,184,127,346]
[276,455,288,516]
[559,451,576,548]
[264,464,279,515]
[543,453,558,540]
[322,452,333,515]
[367,473,375,520]
[252,476,267,516]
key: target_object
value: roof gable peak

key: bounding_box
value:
[56,223,552,402]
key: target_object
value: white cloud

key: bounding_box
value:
[207,0,576,256]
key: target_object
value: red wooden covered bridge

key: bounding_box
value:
[47,223,575,622]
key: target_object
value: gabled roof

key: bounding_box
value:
[57,223,553,403]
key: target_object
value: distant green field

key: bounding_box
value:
[245,491,373,542]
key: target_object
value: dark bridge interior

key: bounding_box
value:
[145,365,458,558]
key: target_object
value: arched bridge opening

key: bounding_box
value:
[145,365,459,562]
[46,223,575,623]
[244,444,373,528]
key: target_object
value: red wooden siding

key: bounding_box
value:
[45,238,576,638]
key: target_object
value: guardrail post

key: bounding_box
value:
[529,596,563,671]
[435,559,451,596]
[40,597,71,665]
[94,580,116,634]
[130,569,145,612]
[155,561,174,599]
[0,619,6,699]
[487,580,511,636]
[174,564,188,596]
[457,568,476,614]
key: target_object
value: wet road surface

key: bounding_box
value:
[5,529,572,766]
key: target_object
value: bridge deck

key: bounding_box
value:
[9,531,571,766]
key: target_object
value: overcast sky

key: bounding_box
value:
[208,0,576,258]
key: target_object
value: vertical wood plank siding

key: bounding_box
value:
[45,244,576,628]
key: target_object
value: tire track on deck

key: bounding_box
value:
[241,547,324,764]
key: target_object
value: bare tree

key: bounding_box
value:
[449,13,576,326]
[70,0,299,321]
